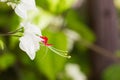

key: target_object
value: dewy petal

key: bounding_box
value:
[19,33,40,60]
[15,3,27,19]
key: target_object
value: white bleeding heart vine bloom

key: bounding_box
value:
[0,0,71,60]
[20,22,71,60]
[0,0,36,19]
[14,0,36,19]
[19,22,42,60]
[0,0,7,2]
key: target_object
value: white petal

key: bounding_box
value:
[65,63,87,80]
[15,3,27,19]
[21,0,36,10]
[14,0,36,19]
[19,34,40,60]
[0,0,7,2]
[21,22,42,36]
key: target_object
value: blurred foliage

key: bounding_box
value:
[102,64,120,80]
[65,10,95,42]
[115,50,120,58]
[0,39,4,50]
[1,0,120,80]
[36,0,75,14]
[0,0,94,79]
[0,53,15,70]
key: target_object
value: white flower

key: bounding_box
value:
[0,0,7,2]
[15,0,36,19]
[19,22,42,60]
[20,22,41,35]
[19,34,40,60]
[65,63,87,80]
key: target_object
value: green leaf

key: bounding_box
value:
[0,39,4,50]
[102,64,120,80]
[115,50,120,57]
[0,53,16,70]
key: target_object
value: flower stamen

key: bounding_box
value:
[40,36,71,59]
[40,36,52,46]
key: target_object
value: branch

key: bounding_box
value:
[80,39,120,62]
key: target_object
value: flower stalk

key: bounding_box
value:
[0,27,23,37]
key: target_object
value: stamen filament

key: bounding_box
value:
[48,46,71,59]
[39,36,71,59]
[50,46,68,53]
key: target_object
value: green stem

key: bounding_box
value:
[8,27,23,34]
[0,27,23,37]
[0,34,21,37]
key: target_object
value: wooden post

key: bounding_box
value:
[88,0,119,80]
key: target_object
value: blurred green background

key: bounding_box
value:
[0,0,120,80]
